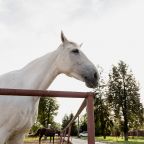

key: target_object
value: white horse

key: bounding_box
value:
[0,32,99,144]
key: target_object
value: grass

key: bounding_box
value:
[79,136,144,144]
[95,136,144,144]
[25,136,144,144]
[24,137,39,142]
[24,136,65,143]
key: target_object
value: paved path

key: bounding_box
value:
[71,138,108,144]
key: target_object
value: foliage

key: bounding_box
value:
[62,113,78,136]
[79,114,87,132]
[50,121,61,131]
[94,95,113,137]
[38,97,59,127]
[30,121,43,134]
[69,113,78,136]
[94,66,113,138]
[107,61,144,141]
[62,114,69,129]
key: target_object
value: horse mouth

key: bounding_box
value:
[82,73,99,88]
[85,81,98,88]
[84,77,98,88]
[81,69,99,89]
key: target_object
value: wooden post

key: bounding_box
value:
[77,115,80,138]
[67,126,72,144]
[87,95,95,144]
[59,132,63,144]
[62,130,66,144]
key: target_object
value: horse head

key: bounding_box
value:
[56,31,99,88]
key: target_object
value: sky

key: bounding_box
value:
[0,0,144,124]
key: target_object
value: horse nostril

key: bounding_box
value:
[94,72,98,79]
[84,76,88,80]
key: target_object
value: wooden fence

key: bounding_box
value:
[0,88,95,144]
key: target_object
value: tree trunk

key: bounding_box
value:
[123,111,129,141]
[123,80,129,141]
[124,131,128,141]
[103,135,106,139]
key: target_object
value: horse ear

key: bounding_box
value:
[61,31,68,43]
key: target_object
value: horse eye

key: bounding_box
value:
[71,49,79,54]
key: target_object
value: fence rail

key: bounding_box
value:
[0,88,93,98]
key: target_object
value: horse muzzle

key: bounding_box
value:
[83,71,99,88]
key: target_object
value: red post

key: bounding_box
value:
[61,130,66,144]
[60,132,63,144]
[67,126,72,144]
[87,95,95,144]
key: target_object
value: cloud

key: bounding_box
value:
[0,0,112,29]
[0,0,26,26]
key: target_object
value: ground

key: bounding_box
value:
[24,137,65,144]
[24,140,60,144]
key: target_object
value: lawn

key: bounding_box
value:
[95,136,144,144]
[25,136,144,144]
[24,137,39,143]
[24,136,65,144]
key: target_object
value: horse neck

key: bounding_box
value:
[22,49,60,90]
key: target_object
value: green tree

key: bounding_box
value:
[50,121,61,131]
[94,67,113,138]
[38,97,59,126]
[62,114,69,130]
[107,61,143,141]
[94,95,113,138]
[69,113,78,136]
[79,114,87,132]
[30,121,43,134]
[61,113,78,136]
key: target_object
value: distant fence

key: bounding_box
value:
[128,130,144,136]
[0,88,96,144]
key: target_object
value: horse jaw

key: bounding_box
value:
[67,72,84,82]
[67,70,99,88]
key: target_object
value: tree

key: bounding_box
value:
[94,67,113,138]
[94,95,113,138]
[50,121,61,131]
[79,114,87,132]
[38,97,59,127]
[62,114,69,130]
[69,113,78,136]
[61,113,78,136]
[107,61,143,141]
[30,121,43,134]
